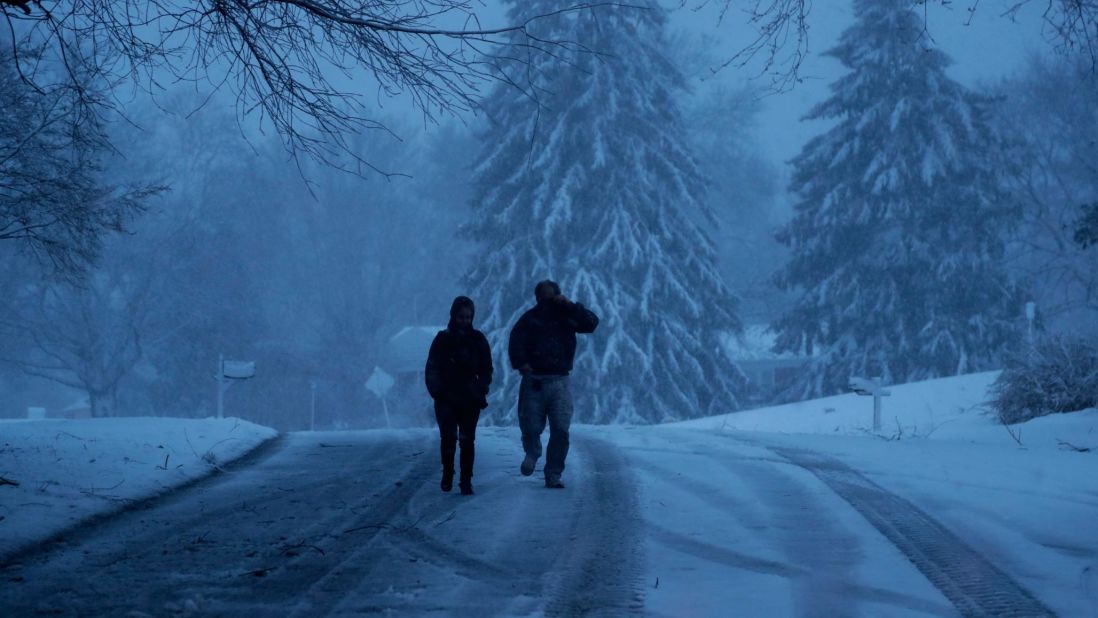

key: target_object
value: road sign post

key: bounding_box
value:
[366,367,395,429]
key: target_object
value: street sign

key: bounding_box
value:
[366,366,395,399]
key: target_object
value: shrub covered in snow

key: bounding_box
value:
[990,336,1098,424]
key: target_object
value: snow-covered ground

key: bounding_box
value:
[678,371,1098,450]
[2,374,1095,616]
[620,371,1098,616]
[0,417,277,561]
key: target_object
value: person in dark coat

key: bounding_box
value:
[424,296,493,495]
[508,280,599,488]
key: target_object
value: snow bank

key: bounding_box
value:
[680,371,1098,451]
[0,417,277,562]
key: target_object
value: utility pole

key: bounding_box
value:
[310,380,317,431]
[217,353,225,419]
[1025,301,1036,352]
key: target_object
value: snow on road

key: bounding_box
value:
[0,429,644,617]
[2,373,1096,616]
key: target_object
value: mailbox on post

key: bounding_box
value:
[217,354,255,419]
[222,360,255,380]
[848,376,891,432]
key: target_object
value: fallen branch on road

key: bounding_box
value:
[280,541,325,557]
[342,523,393,535]
[0,476,19,487]
[342,515,426,536]
[433,511,457,528]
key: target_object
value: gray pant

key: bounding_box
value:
[518,375,573,479]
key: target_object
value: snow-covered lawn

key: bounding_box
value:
[679,371,1097,448]
[0,417,277,561]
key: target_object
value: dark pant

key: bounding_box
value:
[518,375,573,479]
[434,400,481,481]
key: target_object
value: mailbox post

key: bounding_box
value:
[848,376,891,432]
[217,354,256,419]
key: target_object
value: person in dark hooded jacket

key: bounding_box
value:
[424,296,493,495]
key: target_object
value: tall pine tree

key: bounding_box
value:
[463,1,744,424]
[773,0,1023,399]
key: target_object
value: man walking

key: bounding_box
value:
[508,280,599,488]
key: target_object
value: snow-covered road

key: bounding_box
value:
[2,424,1089,617]
[0,429,645,617]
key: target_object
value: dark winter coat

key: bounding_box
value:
[508,301,599,376]
[425,327,493,409]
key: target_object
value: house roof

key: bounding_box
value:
[383,326,444,373]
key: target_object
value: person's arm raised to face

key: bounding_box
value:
[556,294,599,334]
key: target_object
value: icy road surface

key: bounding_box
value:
[1,426,1082,616]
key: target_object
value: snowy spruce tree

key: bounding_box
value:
[462,1,745,424]
[772,0,1023,399]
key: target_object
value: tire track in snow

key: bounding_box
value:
[268,438,438,617]
[769,445,1057,617]
[0,433,434,617]
[153,435,434,614]
[2,432,646,617]
[641,438,954,617]
[543,436,645,617]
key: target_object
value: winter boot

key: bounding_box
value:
[545,475,565,489]
[459,438,476,484]
[520,454,537,477]
[459,478,474,495]
[440,438,456,492]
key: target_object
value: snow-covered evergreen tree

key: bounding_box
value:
[772,0,1023,399]
[463,0,745,424]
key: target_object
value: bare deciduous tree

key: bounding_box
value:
[0,52,159,276]
[0,267,153,418]
[997,54,1098,331]
[1,1,612,174]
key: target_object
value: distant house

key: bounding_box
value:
[722,325,813,402]
[377,326,444,422]
[383,326,444,376]
[60,397,92,419]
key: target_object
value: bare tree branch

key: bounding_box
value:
[1,1,632,174]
